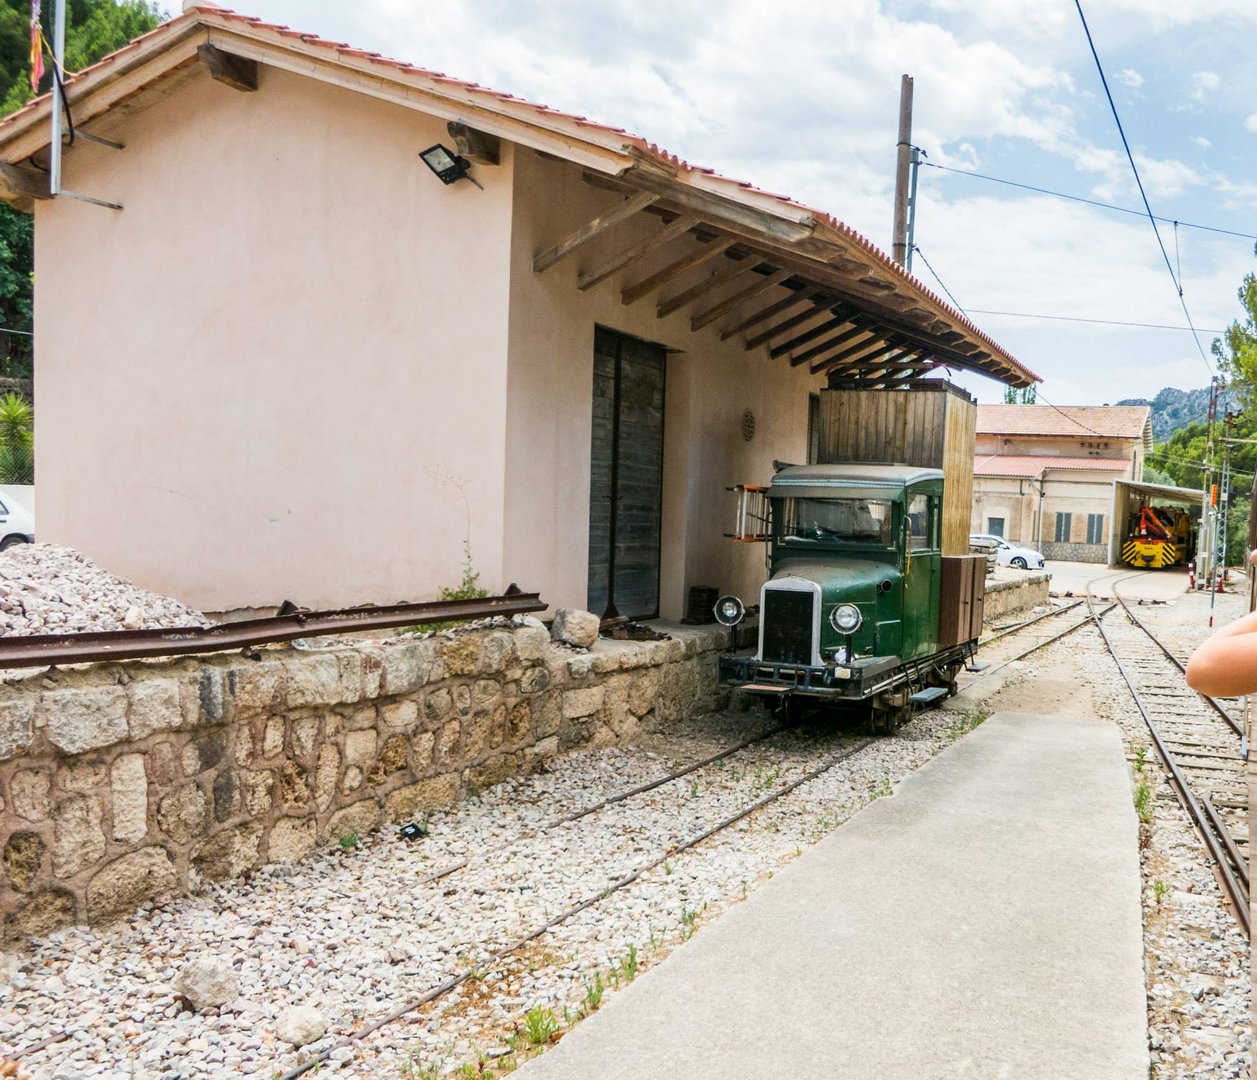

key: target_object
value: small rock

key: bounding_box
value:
[275,1005,328,1047]
[173,956,239,1010]
[551,608,599,649]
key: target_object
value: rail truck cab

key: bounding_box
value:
[717,463,977,729]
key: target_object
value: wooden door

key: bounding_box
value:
[587,328,667,619]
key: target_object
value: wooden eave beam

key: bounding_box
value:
[769,310,860,359]
[533,191,659,273]
[578,213,698,291]
[792,324,875,368]
[719,285,820,341]
[691,267,791,332]
[656,256,759,319]
[744,301,837,351]
[0,162,50,202]
[815,335,908,376]
[196,43,257,91]
[621,236,735,305]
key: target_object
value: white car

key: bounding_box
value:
[0,494,34,550]
[970,533,1044,570]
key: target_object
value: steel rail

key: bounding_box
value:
[1111,591,1243,739]
[411,722,787,888]
[278,735,878,1079]
[979,599,1084,647]
[962,603,1114,688]
[1088,597,1250,937]
[0,591,545,669]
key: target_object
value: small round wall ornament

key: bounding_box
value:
[741,409,756,442]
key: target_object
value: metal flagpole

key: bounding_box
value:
[49,0,64,195]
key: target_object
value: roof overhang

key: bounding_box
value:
[1112,479,1204,506]
[0,6,1037,390]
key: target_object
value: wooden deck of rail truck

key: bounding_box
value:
[716,383,987,731]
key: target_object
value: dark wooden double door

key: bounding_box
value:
[587,328,666,620]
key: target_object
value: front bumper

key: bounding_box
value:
[719,653,903,702]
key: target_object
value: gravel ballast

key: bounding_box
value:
[0,544,209,636]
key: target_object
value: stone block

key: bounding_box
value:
[366,735,408,785]
[568,655,593,680]
[520,667,550,694]
[180,742,201,777]
[192,824,261,882]
[345,706,378,731]
[86,847,177,923]
[466,754,517,791]
[454,684,472,716]
[111,754,148,843]
[279,763,309,809]
[380,642,427,696]
[590,650,622,674]
[481,631,516,674]
[242,770,275,817]
[522,736,559,770]
[291,716,321,760]
[443,637,482,677]
[360,652,384,699]
[285,655,343,709]
[227,661,283,717]
[51,795,106,878]
[212,769,240,823]
[551,609,599,649]
[60,761,108,793]
[2,831,46,891]
[196,668,227,726]
[268,817,316,862]
[490,703,508,748]
[10,769,51,820]
[343,730,377,767]
[192,730,227,772]
[381,700,419,732]
[342,765,364,793]
[314,744,340,811]
[437,719,460,765]
[157,784,209,847]
[0,698,35,760]
[462,711,492,758]
[425,688,453,723]
[234,724,254,766]
[563,686,604,719]
[262,717,284,759]
[628,668,661,717]
[337,652,363,704]
[45,686,128,755]
[513,623,550,662]
[324,800,380,844]
[533,692,561,739]
[147,742,180,786]
[128,681,181,740]
[411,730,435,771]
[383,774,459,821]
[508,702,532,743]
[5,888,75,942]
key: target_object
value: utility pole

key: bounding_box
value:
[1199,375,1219,593]
[892,74,914,269]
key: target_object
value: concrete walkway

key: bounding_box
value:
[519,712,1147,1080]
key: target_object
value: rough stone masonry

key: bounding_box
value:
[0,616,727,941]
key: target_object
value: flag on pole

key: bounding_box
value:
[29,0,44,92]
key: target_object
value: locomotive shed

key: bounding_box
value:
[1109,479,1205,569]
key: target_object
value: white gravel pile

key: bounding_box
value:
[0,544,209,636]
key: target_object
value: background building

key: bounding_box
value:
[971,404,1152,562]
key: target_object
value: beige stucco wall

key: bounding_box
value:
[503,150,825,620]
[975,433,1142,478]
[35,65,515,611]
[973,471,1119,547]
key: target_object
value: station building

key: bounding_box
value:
[970,404,1152,562]
[2,6,1035,616]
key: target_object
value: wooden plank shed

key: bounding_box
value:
[0,5,1038,615]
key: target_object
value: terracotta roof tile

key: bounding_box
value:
[974,455,1132,478]
[976,405,1151,440]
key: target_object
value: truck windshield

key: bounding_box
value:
[780,497,894,545]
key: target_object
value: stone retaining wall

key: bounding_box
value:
[983,571,1051,622]
[0,620,726,940]
[1040,541,1106,563]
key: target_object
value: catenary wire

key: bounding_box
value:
[1073,0,1213,375]
[965,309,1225,334]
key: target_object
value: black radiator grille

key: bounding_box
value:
[761,589,816,665]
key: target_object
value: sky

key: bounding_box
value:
[162,1,1256,406]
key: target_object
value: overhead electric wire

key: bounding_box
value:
[965,309,1225,334]
[910,245,968,316]
[1073,0,1213,376]
[918,160,1257,243]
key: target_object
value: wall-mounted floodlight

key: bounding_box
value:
[418,143,483,189]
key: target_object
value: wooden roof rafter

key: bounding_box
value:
[718,284,820,341]
[577,212,702,291]
[656,254,763,320]
[621,236,735,306]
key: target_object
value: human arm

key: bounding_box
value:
[1185,609,1257,697]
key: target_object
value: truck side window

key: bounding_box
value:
[907,493,930,550]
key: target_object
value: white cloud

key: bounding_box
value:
[1189,70,1220,104]
[1246,114,1257,134]
[1116,69,1144,90]
[1191,136,1212,149]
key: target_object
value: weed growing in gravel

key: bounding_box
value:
[946,710,988,741]
[663,860,674,875]
[648,925,663,950]
[1133,745,1148,771]
[337,829,360,852]
[619,943,639,981]
[1133,781,1154,824]
[1153,880,1170,906]
[582,970,605,1013]
[866,777,893,801]
[521,1005,560,1046]
[680,903,707,939]
[397,1048,442,1080]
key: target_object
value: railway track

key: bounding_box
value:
[1087,580,1249,938]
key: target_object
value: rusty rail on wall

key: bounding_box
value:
[0,590,545,670]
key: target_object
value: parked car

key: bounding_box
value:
[969,533,1044,570]
[0,494,34,550]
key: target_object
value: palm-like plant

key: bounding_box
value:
[0,391,32,484]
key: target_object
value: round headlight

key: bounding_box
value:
[829,603,863,634]
[713,595,746,626]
